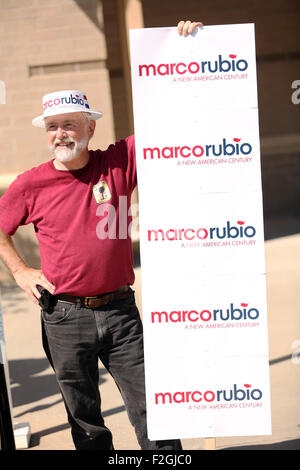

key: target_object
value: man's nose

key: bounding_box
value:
[56,127,67,139]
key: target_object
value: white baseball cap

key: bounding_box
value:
[32,90,103,128]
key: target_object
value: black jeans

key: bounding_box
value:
[41,289,182,450]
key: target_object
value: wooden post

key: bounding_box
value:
[204,437,216,450]
[116,0,144,136]
[116,0,144,240]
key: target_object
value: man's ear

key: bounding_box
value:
[88,119,96,139]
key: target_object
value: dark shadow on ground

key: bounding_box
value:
[29,404,126,448]
[8,358,110,410]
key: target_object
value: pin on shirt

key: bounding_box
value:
[92,180,112,204]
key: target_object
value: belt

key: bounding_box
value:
[54,285,132,309]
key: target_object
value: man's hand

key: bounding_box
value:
[177,20,203,36]
[0,229,55,305]
[13,266,55,305]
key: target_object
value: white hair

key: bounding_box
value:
[81,112,93,123]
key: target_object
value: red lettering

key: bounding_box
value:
[191,391,202,402]
[173,392,185,403]
[180,146,191,158]
[204,391,215,402]
[155,392,172,404]
[174,146,181,158]
[170,311,181,322]
[184,228,195,240]
[148,229,164,241]
[166,229,177,240]
[139,64,156,76]
[200,310,212,321]
[187,310,199,322]
[162,147,174,159]
[176,63,187,74]
[170,63,176,74]
[182,310,188,321]
[142,145,207,159]
[143,147,161,159]
[188,62,200,74]
[192,145,204,157]
[196,228,208,239]
[157,63,169,75]
[178,228,185,240]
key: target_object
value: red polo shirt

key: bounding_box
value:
[0,135,137,296]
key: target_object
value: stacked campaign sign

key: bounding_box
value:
[130,24,271,440]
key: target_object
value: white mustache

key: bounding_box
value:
[49,135,89,163]
[54,138,75,146]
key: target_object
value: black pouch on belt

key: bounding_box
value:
[37,285,52,310]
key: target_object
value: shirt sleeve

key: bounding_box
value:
[0,175,31,236]
[103,134,137,194]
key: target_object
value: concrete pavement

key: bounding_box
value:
[1,219,300,450]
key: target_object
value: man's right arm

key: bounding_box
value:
[0,228,55,304]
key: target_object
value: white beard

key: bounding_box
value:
[50,136,89,162]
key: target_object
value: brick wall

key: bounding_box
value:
[0,0,115,175]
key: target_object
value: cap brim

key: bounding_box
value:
[32,109,103,128]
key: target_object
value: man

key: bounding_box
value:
[0,21,202,450]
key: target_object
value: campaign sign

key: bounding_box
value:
[141,191,266,277]
[143,273,269,359]
[144,355,271,439]
[130,24,271,439]
[131,24,258,111]
[136,108,262,194]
